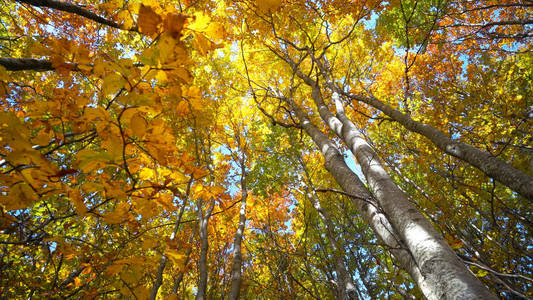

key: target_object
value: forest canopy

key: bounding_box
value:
[0,0,531,299]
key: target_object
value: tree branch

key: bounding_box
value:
[16,0,138,31]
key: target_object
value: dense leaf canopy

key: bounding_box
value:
[0,0,531,299]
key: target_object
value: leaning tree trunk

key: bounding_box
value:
[341,89,533,201]
[309,82,496,298]
[285,97,425,292]
[284,93,497,299]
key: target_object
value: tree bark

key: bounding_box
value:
[0,58,54,71]
[343,90,533,201]
[196,198,215,300]
[284,92,497,299]
[285,97,425,294]
[228,158,248,300]
[15,0,137,31]
[309,55,533,201]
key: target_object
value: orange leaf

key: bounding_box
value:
[164,13,187,39]
[138,5,162,36]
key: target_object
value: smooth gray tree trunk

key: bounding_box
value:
[340,90,533,201]
[285,97,426,294]
[302,77,496,298]
[283,92,497,299]
[228,158,248,300]
[196,198,215,300]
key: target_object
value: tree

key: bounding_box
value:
[1,0,531,299]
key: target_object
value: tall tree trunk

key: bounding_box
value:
[299,156,356,300]
[196,198,215,300]
[286,94,496,299]
[280,50,497,297]
[228,158,248,300]
[315,84,495,298]
[285,97,425,293]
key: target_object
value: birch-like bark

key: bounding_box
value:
[311,84,495,299]
[342,90,533,201]
[299,157,356,300]
[228,158,248,300]
[285,98,425,293]
[286,92,496,299]
[196,198,215,300]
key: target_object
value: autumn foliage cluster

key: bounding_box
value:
[0,0,531,299]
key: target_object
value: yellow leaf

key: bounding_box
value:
[0,66,9,97]
[92,58,108,77]
[103,212,125,225]
[476,269,489,277]
[142,238,157,250]
[164,13,187,38]
[156,33,177,63]
[134,286,150,299]
[130,113,147,137]
[206,22,226,40]
[176,100,189,116]
[188,12,210,32]
[165,249,186,266]
[103,202,129,225]
[104,264,124,277]
[138,4,162,36]
[33,129,52,146]
[156,192,175,211]
[139,168,154,180]
[117,9,134,30]
[102,73,126,96]
[100,0,123,11]
[77,64,93,72]
[0,66,9,81]
[193,33,212,56]
[69,188,87,216]
[75,149,110,173]
[256,0,282,13]
[3,182,38,210]
[0,81,8,97]
[155,70,168,83]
